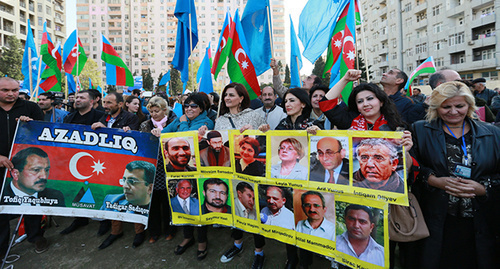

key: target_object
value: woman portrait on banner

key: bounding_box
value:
[159,92,214,261]
[212,82,268,267]
[270,138,308,180]
[140,96,177,244]
[260,87,325,269]
[310,70,416,268]
[235,136,265,177]
[123,95,147,124]
[412,81,500,268]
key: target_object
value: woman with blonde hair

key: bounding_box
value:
[270,138,308,180]
[412,81,500,268]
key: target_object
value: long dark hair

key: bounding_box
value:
[219,82,250,116]
[281,88,312,118]
[123,95,146,122]
[347,83,405,130]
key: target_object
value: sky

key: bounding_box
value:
[65,1,314,74]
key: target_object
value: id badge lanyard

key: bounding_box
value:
[444,121,469,166]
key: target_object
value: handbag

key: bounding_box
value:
[389,192,430,242]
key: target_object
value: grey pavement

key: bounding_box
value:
[4,217,332,269]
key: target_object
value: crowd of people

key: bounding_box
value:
[0,57,499,269]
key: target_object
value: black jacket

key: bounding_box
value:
[63,108,104,125]
[412,118,500,268]
[97,109,140,130]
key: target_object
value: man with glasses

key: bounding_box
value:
[99,160,155,249]
[310,137,349,185]
[201,178,231,214]
[199,131,230,167]
[171,179,199,215]
[353,138,404,193]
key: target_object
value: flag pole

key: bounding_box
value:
[266,4,274,56]
[296,56,302,87]
[33,51,43,100]
[28,49,33,100]
[360,24,370,82]
[76,28,80,91]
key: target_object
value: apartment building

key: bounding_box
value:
[358,0,498,85]
[77,0,285,86]
[0,0,66,48]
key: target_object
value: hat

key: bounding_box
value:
[472,78,486,84]
[207,130,222,140]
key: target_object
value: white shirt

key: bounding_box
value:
[234,198,257,220]
[176,195,191,214]
[296,217,335,241]
[10,181,39,206]
[261,206,294,230]
[323,162,344,183]
[336,232,385,267]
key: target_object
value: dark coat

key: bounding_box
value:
[97,109,140,130]
[63,108,104,125]
[1,182,65,207]
[412,118,500,268]
[309,158,349,185]
[235,160,265,177]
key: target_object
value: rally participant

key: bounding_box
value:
[0,77,47,255]
[215,82,266,269]
[270,58,321,97]
[256,86,286,130]
[141,96,177,244]
[37,92,68,123]
[123,95,147,123]
[162,93,214,133]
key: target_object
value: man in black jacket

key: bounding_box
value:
[91,92,139,131]
[0,77,48,255]
[59,90,106,235]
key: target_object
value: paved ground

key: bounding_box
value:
[4,217,332,269]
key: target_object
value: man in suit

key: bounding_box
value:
[4,147,65,207]
[310,137,349,184]
[170,179,199,215]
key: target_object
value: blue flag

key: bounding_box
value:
[97,85,107,97]
[159,70,171,86]
[171,0,198,83]
[196,44,213,94]
[22,19,40,94]
[172,102,183,118]
[241,0,272,76]
[66,73,76,94]
[298,0,349,64]
[289,15,302,89]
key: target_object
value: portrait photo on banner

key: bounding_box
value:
[351,137,405,194]
[199,130,231,168]
[161,135,198,173]
[269,135,309,181]
[233,134,266,177]
[309,136,350,185]
[335,201,385,267]
[198,178,232,215]
[293,189,335,241]
[232,179,257,221]
[168,178,200,216]
[258,184,294,230]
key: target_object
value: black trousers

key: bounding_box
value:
[148,189,175,237]
[183,225,207,243]
[0,214,44,254]
[231,228,265,249]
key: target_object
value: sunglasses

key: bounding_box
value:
[184,104,199,109]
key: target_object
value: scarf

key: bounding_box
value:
[350,114,388,131]
[151,116,168,130]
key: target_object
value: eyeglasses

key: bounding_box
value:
[184,104,199,109]
[119,178,147,186]
[207,189,227,196]
[303,203,323,208]
[358,155,387,163]
[317,149,341,158]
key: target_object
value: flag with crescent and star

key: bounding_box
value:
[227,10,261,100]
[1,121,159,224]
[63,29,87,76]
[40,22,62,92]
[241,0,272,76]
[211,11,231,80]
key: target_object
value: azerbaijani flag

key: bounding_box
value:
[211,11,231,80]
[226,10,261,100]
[101,34,134,86]
[404,56,436,93]
[89,78,95,89]
[63,29,87,76]
[323,2,350,78]
[40,22,62,92]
